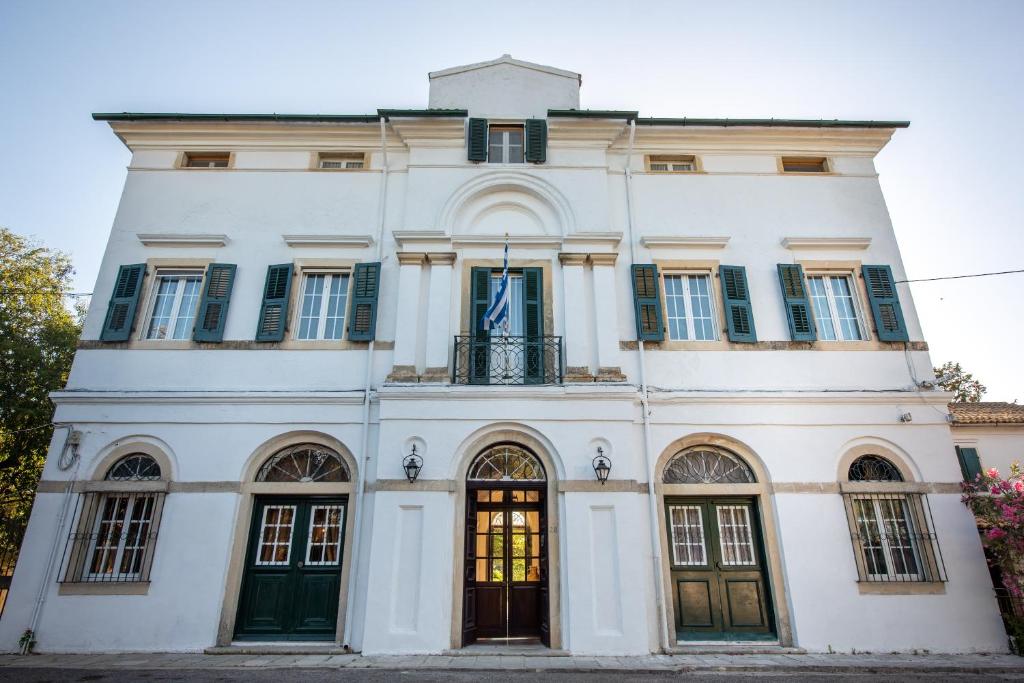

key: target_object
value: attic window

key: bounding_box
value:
[647,155,697,173]
[488,126,524,164]
[318,153,366,170]
[183,152,230,168]
[781,156,829,173]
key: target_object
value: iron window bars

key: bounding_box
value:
[452,335,563,385]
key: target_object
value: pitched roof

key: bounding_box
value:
[428,54,581,82]
[948,402,1024,425]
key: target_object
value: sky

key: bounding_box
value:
[1,0,1022,401]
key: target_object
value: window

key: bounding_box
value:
[296,272,350,340]
[183,152,230,168]
[488,126,524,163]
[842,455,947,584]
[145,270,204,340]
[664,273,717,341]
[807,274,863,341]
[781,156,828,173]
[318,152,365,169]
[60,454,166,585]
[255,444,351,482]
[647,155,698,172]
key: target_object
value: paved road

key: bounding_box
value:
[1,670,1023,682]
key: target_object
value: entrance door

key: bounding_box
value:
[235,496,346,641]
[463,486,548,645]
[665,497,773,640]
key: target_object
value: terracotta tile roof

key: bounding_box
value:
[949,402,1024,425]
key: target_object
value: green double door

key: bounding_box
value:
[665,497,774,641]
[235,496,346,641]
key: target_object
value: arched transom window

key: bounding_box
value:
[848,455,903,482]
[663,446,756,484]
[468,444,546,481]
[256,444,350,483]
[105,453,162,481]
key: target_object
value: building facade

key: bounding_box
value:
[0,56,1009,654]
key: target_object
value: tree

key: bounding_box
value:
[0,228,82,556]
[934,360,987,403]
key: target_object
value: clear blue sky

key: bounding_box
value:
[2,0,1022,400]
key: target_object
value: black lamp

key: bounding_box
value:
[403,445,423,483]
[592,447,611,485]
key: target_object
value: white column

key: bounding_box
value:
[388,252,425,382]
[422,252,456,382]
[590,253,624,381]
[558,253,591,381]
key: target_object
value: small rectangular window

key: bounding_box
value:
[145,270,204,340]
[318,153,366,170]
[488,126,525,164]
[807,274,863,341]
[183,152,230,168]
[781,156,828,173]
[647,155,697,173]
[296,272,350,340]
[663,273,717,341]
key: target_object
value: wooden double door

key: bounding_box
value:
[463,485,549,645]
[235,496,346,641]
[665,497,774,641]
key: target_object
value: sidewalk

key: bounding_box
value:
[0,652,1021,674]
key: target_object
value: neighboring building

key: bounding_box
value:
[950,402,1024,481]
[0,56,1008,654]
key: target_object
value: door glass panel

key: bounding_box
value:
[668,504,707,566]
[257,505,296,566]
[526,490,539,502]
[305,504,344,566]
[716,505,756,566]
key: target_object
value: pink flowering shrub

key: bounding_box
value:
[962,462,1024,600]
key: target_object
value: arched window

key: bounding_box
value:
[848,455,903,482]
[256,444,350,483]
[468,444,545,481]
[105,453,162,481]
[663,446,756,484]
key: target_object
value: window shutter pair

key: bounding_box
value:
[466,118,547,163]
[101,263,236,342]
[255,262,381,342]
[630,264,757,343]
[955,446,983,484]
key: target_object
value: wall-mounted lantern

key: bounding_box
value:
[403,444,423,483]
[592,447,611,485]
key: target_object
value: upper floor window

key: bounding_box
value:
[489,125,525,163]
[318,152,365,169]
[781,156,829,173]
[296,272,350,340]
[664,273,718,341]
[807,274,864,341]
[183,152,230,168]
[647,154,698,173]
[145,270,203,340]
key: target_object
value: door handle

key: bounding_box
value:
[296,561,305,568]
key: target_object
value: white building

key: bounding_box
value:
[0,56,1009,655]
[950,402,1024,481]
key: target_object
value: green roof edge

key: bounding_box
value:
[92,109,468,123]
[547,109,639,120]
[634,117,910,129]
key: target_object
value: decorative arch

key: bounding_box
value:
[451,422,565,482]
[255,443,351,483]
[438,171,576,237]
[240,430,358,484]
[90,435,175,481]
[467,443,546,481]
[654,432,770,485]
[663,446,756,484]
[835,437,919,482]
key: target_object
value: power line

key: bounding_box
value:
[896,268,1024,284]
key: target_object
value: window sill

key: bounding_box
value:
[857,582,946,595]
[59,582,150,596]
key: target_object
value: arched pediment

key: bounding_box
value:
[439,171,575,237]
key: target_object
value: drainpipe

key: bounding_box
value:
[623,120,670,652]
[342,116,389,650]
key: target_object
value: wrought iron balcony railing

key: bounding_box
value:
[453,335,563,385]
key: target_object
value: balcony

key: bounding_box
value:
[452,335,563,385]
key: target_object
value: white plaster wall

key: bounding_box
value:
[952,426,1024,477]
[428,62,580,119]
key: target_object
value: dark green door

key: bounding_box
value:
[665,497,774,641]
[235,496,346,641]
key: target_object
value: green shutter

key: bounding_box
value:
[347,262,381,341]
[469,267,491,382]
[255,264,293,342]
[467,118,488,162]
[777,264,816,341]
[525,119,547,163]
[100,263,146,342]
[631,264,664,342]
[955,446,983,484]
[193,263,236,342]
[862,265,909,342]
[719,265,757,343]
[523,267,545,384]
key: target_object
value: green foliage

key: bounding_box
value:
[934,360,987,403]
[0,227,82,556]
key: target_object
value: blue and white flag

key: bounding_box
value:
[482,239,510,334]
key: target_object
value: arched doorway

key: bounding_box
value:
[462,443,550,646]
[234,443,351,641]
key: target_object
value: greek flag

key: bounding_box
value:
[482,239,510,334]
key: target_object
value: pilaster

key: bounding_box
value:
[559,253,593,382]
[388,253,426,383]
[589,253,625,382]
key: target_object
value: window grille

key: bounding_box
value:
[842,492,947,583]
[256,444,350,482]
[468,445,546,481]
[663,447,756,484]
[848,455,903,482]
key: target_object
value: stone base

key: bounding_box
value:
[419,366,450,383]
[563,366,594,383]
[595,366,627,382]
[386,365,419,383]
